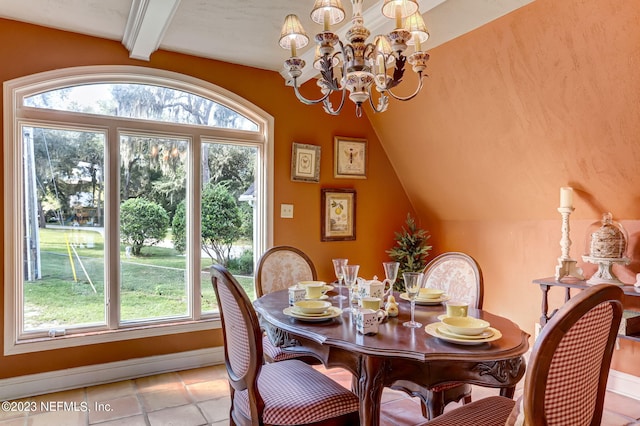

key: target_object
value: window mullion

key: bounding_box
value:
[190,137,202,320]
[107,128,120,329]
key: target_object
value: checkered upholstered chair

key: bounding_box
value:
[211,264,359,426]
[256,246,320,363]
[426,283,624,426]
[392,252,484,419]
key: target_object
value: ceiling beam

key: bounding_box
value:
[123,0,181,60]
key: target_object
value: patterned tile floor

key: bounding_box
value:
[0,363,638,425]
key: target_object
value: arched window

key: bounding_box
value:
[3,66,273,354]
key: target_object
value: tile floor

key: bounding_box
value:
[0,363,639,425]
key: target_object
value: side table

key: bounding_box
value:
[533,277,640,341]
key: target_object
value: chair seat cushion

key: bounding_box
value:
[426,396,515,426]
[262,335,308,362]
[235,359,359,425]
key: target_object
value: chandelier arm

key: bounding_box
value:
[367,82,391,114]
[367,90,387,114]
[322,41,350,115]
[322,83,349,115]
[291,77,331,105]
[384,72,425,102]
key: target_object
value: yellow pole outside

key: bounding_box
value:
[64,233,78,282]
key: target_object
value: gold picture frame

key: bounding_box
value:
[291,142,321,182]
[334,136,367,179]
[321,188,356,241]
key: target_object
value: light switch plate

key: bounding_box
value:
[280,204,294,218]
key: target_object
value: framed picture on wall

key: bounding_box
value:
[321,188,356,241]
[334,136,367,179]
[291,142,321,182]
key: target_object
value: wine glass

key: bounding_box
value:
[383,261,399,299]
[332,258,348,301]
[342,264,360,313]
[403,272,424,328]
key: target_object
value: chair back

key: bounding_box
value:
[255,245,317,297]
[422,252,484,309]
[523,284,623,426]
[211,264,265,422]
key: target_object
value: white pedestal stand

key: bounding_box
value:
[581,256,629,286]
[555,207,584,281]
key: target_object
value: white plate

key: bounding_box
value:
[425,322,502,345]
[283,306,342,322]
[437,325,494,340]
[400,293,450,305]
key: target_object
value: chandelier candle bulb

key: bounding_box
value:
[395,5,402,28]
[560,187,573,209]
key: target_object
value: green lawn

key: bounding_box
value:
[24,227,255,331]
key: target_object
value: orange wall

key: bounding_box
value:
[369,0,640,377]
[0,19,414,378]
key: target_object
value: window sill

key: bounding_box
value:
[6,318,221,356]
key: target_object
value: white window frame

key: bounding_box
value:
[3,66,273,355]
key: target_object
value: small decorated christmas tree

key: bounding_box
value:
[386,213,432,292]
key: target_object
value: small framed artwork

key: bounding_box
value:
[291,142,321,182]
[334,136,367,179]
[321,188,356,241]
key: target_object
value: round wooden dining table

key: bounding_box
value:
[254,288,530,426]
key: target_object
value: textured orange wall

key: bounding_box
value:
[0,19,414,378]
[368,0,640,377]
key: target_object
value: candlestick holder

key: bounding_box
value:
[555,207,584,281]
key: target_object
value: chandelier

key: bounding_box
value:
[279,0,430,117]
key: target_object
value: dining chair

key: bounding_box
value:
[211,264,360,426]
[392,251,484,419]
[426,283,624,426]
[422,251,484,309]
[255,245,318,297]
[255,245,320,363]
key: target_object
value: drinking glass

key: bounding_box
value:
[342,264,360,313]
[332,258,348,301]
[383,261,399,299]
[403,272,424,328]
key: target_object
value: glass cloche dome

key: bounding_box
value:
[584,212,628,259]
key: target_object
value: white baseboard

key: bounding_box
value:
[1,347,636,404]
[608,369,640,401]
[0,347,225,401]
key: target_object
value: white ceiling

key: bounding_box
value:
[0,0,533,83]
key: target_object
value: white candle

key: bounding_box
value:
[560,187,573,208]
[323,9,330,32]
